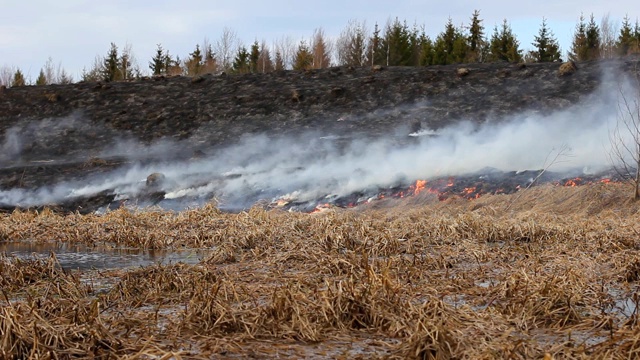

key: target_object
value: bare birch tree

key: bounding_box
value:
[275,35,296,70]
[609,63,640,199]
[215,27,238,71]
[336,19,369,66]
[600,13,619,59]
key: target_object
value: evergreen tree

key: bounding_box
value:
[381,18,413,66]
[292,40,313,70]
[35,69,47,86]
[102,43,121,82]
[149,44,167,75]
[11,69,26,87]
[433,18,468,65]
[530,18,561,62]
[366,23,384,66]
[418,32,435,66]
[203,43,217,73]
[617,15,634,56]
[569,14,588,61]
[634,20,640,53]
[250,41,260,73]
[186,44,203,76]
[488,20,522,63]
[232,46,250,73]
[585,14,601,60]
[467,10,486,62]
[274,50,285,71]
[166,55,183,76]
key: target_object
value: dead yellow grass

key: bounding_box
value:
[1,183,640,358]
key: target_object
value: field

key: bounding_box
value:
[2,182,640,359]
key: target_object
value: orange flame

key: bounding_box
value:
[564,177,582,187]
[414,180,427,195]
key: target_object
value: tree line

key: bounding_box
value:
[2,11,640,87]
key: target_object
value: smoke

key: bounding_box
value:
[0,73,637,211]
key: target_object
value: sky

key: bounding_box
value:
[0,1,639,81]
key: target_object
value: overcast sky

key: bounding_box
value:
[0,1,638,81]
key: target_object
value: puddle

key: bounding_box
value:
[0,241,209,270]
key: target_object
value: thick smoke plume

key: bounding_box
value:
[0,76,636,211]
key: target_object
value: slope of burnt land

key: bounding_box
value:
[0,58,637,212]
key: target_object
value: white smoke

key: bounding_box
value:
[0,73,637,211]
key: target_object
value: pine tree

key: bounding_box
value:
[11,69,26,87]
[380,18,413,66]
[274,51,285,71]
[249,41,260,73]
[585,14,601,60]
[569,14,588,61]
[35,69,47,86]
[232,46,250,74]
[366,23,384,66]
[467,10,486,62]
[103,43,121,81]
[202,44,217,74]
[488,20,522,63]
[433,18,468,65]
[634,20,640,54]
[186,44,203,76]
[418,32,435,66]
[617,15,634,56]
[149,44,167,75]
[293,40,313,70]
[530,18,562,62]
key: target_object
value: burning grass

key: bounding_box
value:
[2,183,640,358]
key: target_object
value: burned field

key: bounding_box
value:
[3,184,640,358]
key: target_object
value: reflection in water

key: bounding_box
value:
[0,242,208,270]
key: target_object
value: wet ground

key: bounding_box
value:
[0,241,209,270]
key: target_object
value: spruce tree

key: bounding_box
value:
[585,14,601,60]
[11,69,26,87]
[617,15,634,56]
[467,10,485,62]
[366,23,384,66]
[381,18,413,66]
[530,18,561,62]
[569,14,588,61]
[274,51,285,71]
[488,20,522,63]
[250,41,260,73]
[232,46,250,73]
[292,41,313,70]
[186,44,203,76]
[418,32,435,66]
[149,44,167,75]
[35,69,47,86]
[102,43,121,82]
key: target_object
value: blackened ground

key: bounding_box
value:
[0,58,637,212]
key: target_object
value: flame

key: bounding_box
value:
[311,203,332,213]
[564,177,582,187]
[600,178,611,184]
[414,180,427,195]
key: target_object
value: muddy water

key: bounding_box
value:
[0,241,209,270]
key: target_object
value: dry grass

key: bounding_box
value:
[2,183,640,358]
